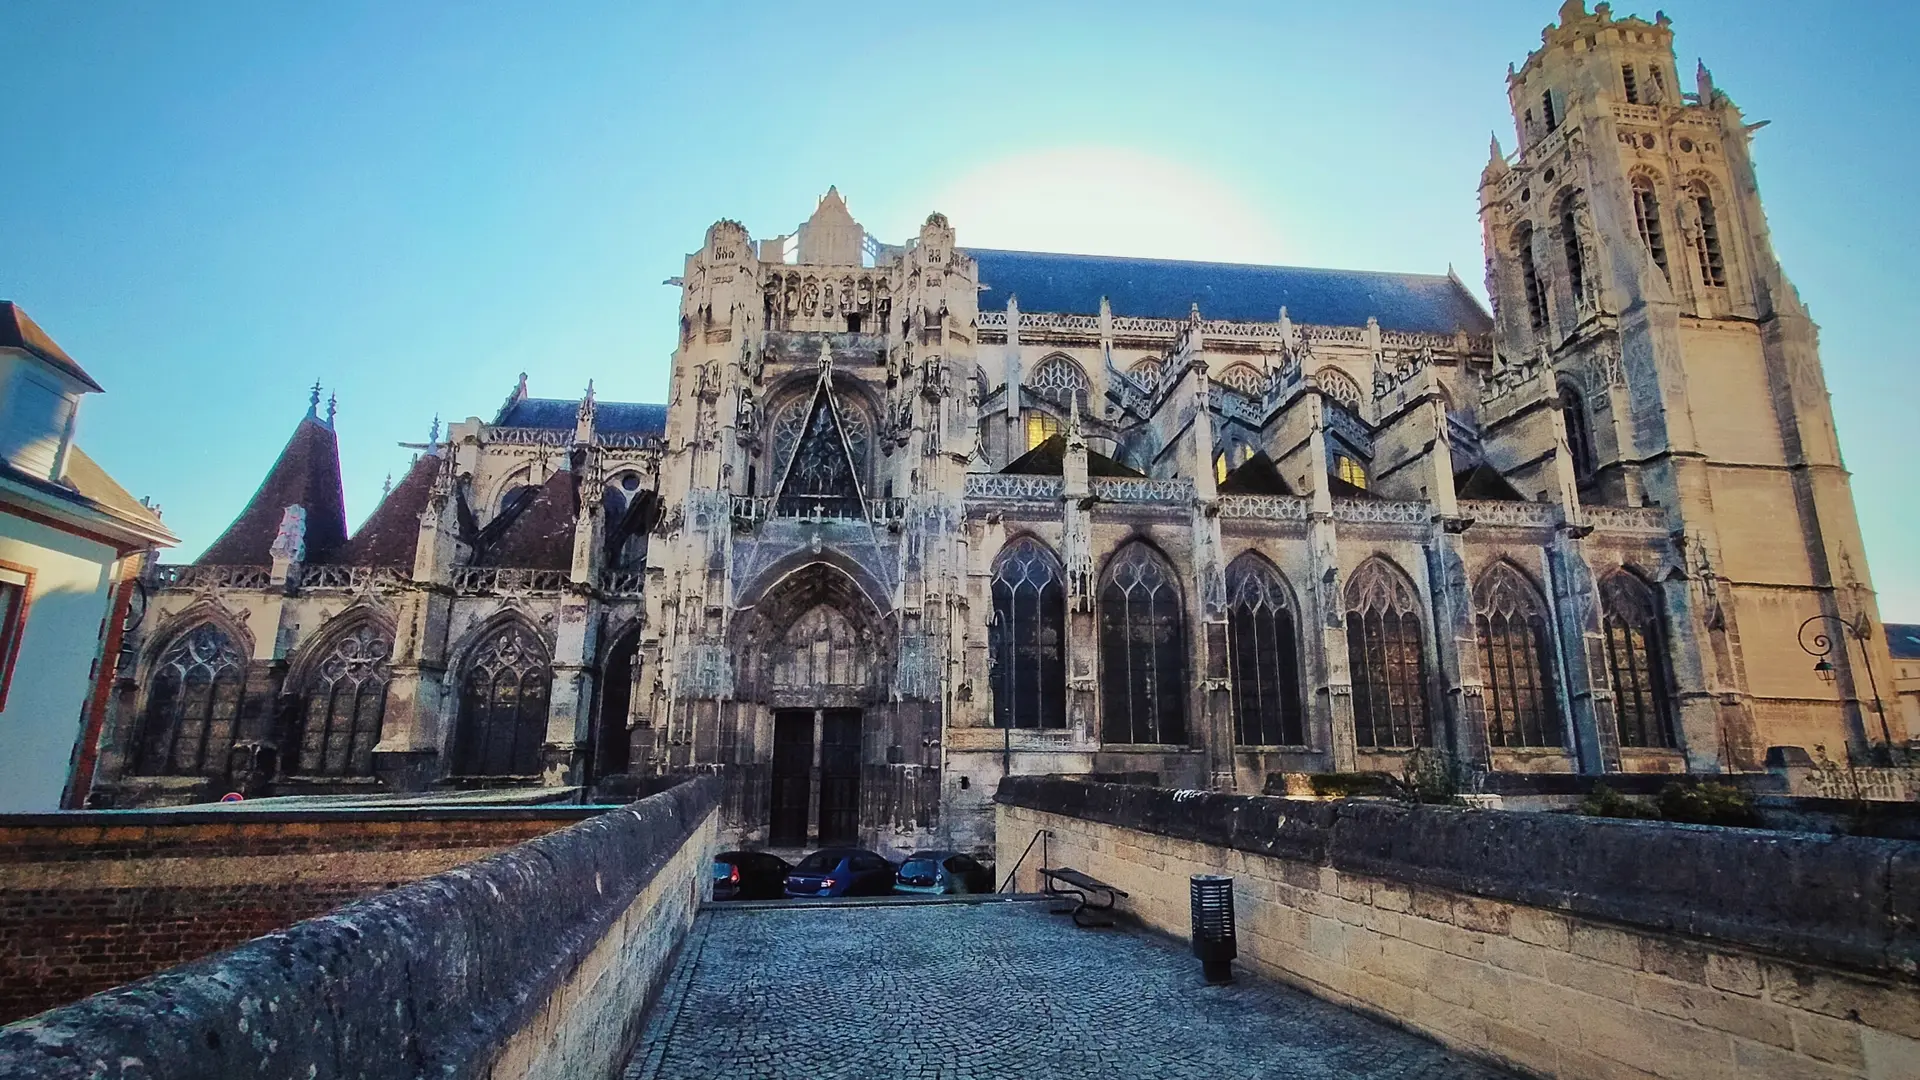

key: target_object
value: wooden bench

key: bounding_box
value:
[1038,867,1128,927]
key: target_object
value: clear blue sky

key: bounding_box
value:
[4,1,1915,615]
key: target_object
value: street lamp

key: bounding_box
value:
[1797,614,1892,750]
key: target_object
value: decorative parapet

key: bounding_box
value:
[1584,505,1672,534]
[976,310,1489,356]
[296,565,411,591]
[449,567,570,594]
[600,569,646,597]
[485,427,572,447]
[1215,495,1311,522]
[152,565,274,591]
[1332,499,1430,525]
[1458,499,1561,529]
[964,474,1065,502]
[1090,477,1194,505]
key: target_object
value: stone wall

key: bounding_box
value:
[997,778,1920,1080]
[0,805,602,1024]
[0,778,720,1080]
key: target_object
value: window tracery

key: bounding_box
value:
[1029,355,1090,407]
[1226,555,1303,746]
[294,623,391,777]
[771,394,869,484]
[1099,543,1187,745]
[453,622,551,776]
[136,622,248,776]
[990,538,1067,730]
[1559,198,1587,307]
[1687,180,1727,288]
[1344,559,1430,748]
[1601,572,1676,748]
[1559,383,1596,483]
[1316,367,1364,412]
[1515,223,1548,331]
[1216,364,1267,397]
[1631,176,1669,279]
[1474,562,1562,748]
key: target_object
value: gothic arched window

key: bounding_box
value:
[1560,383,1596,483]
[135,622,247,776]
[771,394,870,490]
[1601,572,1677,748]
[1631,176,1669,279]
[453,622,552,776]
[1344,559,1430,748]
[1689,180,1727,288]
[1316,368,1364,413]
[1475,562,1563,748]
[1560,199,1587,305]
[1217,364,1267,397]
[1099,542,1187,745]
[1227,555,1304,746]
[294,623,391,777]
[1029,354,1090,408]
[1024,409,1061,451]
[989,538,1066,730]
[1516,224,1548,331]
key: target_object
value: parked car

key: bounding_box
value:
[895,850,994,895]
[712,851,792,901]
[783,848,895,898]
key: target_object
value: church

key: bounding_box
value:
[87,1,1900,857]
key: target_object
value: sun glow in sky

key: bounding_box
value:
[2,1,1917,613]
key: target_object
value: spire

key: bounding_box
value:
[307,380,322,418]
[575,379,597,443]
[382,472,393,499]
[1696,60,1715,102]
[196,404,349,567]
[326,392,337,428]
[428,414,441,447]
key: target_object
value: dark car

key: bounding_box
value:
[895,850,994,895]
[713,851,792,901]
[783,848,895,898]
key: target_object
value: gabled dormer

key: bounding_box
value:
[0,301,101,485]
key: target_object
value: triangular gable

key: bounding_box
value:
[1001,434,1145,478]
[1219,451,1293,495]
[773,373,867,519]
[1454,464,1526,502]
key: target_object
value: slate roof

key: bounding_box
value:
[495,398,667,436]
[0,301,103,392]
[1455,464,1526,502]
[197,414,349,566]
[1000,435,1144,478]
[338,451,441,568]
[484,468,577,570]
[1887,623,1920,661]
[1219,452,1294,496]
[967,249,1493,335]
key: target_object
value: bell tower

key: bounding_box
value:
[1479,1,1900,764]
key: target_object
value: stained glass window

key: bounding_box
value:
[774,390,864,519]
[136,623,247,776]
[990,538,1066,730]
[1025,411,1060,450]
[1227,555,1304,746]
[1602,573,1677,748]
[1475,562,1563,748]
[453,622,551,776]
[295,623,391,777]
[1029,355,1089,407]
[1345,559,1430,748]
[1099,543,1187,745]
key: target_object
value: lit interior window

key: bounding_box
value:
[1335,455,1368,491]
[1025,411,1060,450]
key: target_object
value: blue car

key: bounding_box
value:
[783,847,895,898]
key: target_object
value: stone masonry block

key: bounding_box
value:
[1410,887,1455,924]
[1509,907,1571,950]
[1862,1029,1920,1080]
[1543,950,1638,1004]
[1453,896,1513,935]
[1731,1037,1855,1080]
[1790,1013,1868,1071]
[1373,882,1412,913]
[1578,994,1738,1080]
[1706,952,1765,997]
[1641,939,1710,986]
[1570,924,1645,970]
[1764,961,1920,1041]
[1482,935,1552,980]
[1632,973,1795,1048]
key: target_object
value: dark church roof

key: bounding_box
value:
[1454,464,1527,502]
[495,398,667,436]
[484,468,577,570]
[197,413,349,566]
[1888,623,1920,661]
[968,249,1493,335]
[337,451,441,568]
[0,301,103,392]
[1001,435,1144,478]
[1219,452,1294,496]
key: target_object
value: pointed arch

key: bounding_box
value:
[1344,556,1431,748]
[288,613,394,777]
[1098,540,1187,745]
[990,535,1067,731]
[1473,560,1563,748]
[1600,570,1677,749]
[1684,176,1727,287]
[1225,552,1304,746]
[770,374,869,519]
[134,620,249,776]
[1513,222,1548,331]
[451,613,553,777]
[1629,172,1669,279]
[1315,367,1364,412]
[1559,380,1596,483]
[1216,363,1267,398]
[1029,353,1090,408]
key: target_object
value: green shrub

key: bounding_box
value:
[1657,781,1761,827]
[1310,772,1396,798]
[1579,782,1657,820]
[1398,748,1468,805]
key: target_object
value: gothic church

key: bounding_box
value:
[91,2,1899,857]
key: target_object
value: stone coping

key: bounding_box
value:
[995,777,1920,981]
[0,777,722,1079]
[0,805,616,828]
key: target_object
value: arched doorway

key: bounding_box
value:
[592,623,640,785]
[733,563,891,848]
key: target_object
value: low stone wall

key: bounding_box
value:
[0,778,720,1080]
[0,805,603,1023]
[997,778,1920,1080]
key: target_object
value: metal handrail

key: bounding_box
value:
[997,828,1050,893]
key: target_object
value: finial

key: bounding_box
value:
[382,472,393,499]
[817,337,834,375]
[307,380,322,417]
[326,392,337,426]
[584,378,596,403]
[1489,132,1504,162]
[428,414,441,446]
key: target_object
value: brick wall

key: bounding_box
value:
[0,778,720,1080]
[0,808,600,1023]
[997,778,1920,1080]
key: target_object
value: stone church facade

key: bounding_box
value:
[89,1,1899,856]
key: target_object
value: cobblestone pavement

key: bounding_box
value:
[625,899,1517,1080]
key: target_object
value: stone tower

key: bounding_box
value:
[1478,0,1897,765]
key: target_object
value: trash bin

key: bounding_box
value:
[1189,874,1236,983]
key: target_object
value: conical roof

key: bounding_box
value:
[196,412,348,566]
